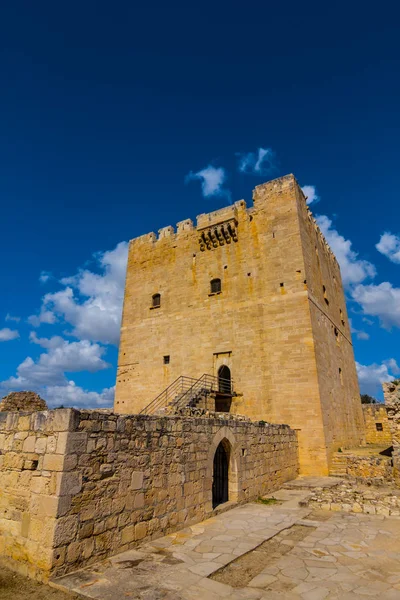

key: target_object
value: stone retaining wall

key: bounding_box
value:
[362,404,392,446]
[0,408,298,580]
[306,480,400,516]
[383,380,400,480]
[341,453,393,484]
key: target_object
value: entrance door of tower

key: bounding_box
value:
[212,441,229,508]
[218,365,231,394]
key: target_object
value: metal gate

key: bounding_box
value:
[212,442,229,508]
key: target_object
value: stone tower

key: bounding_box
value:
[115,174,365,475]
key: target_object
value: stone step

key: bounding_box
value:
[329,452,348,477]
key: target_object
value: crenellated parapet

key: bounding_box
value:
[305,204,339,268]
[129,200,248,248]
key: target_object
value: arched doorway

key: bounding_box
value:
[212,441,229,508]
[218,365,231,394]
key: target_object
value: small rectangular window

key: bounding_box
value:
[376,422,383,431]
[210,279,221,294]
[152,293,161,308]
[163,355,170,364]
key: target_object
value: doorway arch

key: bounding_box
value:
[212,441,229,508]
[218,365,231,394]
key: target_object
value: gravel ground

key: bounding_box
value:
[0,565,79,600]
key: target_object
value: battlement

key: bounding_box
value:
[128,174,339,271]
[305,205,339,267]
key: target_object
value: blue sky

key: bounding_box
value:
[0,1,399,406]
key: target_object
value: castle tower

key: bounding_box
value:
[115,174,365,475]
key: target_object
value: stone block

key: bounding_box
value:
[47,409,74,432]
[23,436,36,453]
[121,525,135,544]
[131,471,144,490]
[79,522,94,539]
[53,515,78,546]
[21,512,30,538]
[134,492,145,508]
[56,432,87,454]
[82,537,95,559]
[30,494,60,518]
[35,437,47,454]
[46,436,57,453]
[52,545,66,568]
[42,454,65,472]
[67,541,82,563]
[56,472,82,496]
[135,522,147,540]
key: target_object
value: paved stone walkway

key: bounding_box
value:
[53,483,400,599]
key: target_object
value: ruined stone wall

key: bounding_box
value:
[115,174,365,476]
[383,380,400,478]
[362,404,392,445]
[0,391,47,412]
[0,408,298,580]
[306,480,400,516]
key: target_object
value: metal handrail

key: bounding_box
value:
[140,373,234,415]
[139,375,198,415]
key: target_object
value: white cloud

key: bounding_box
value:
[2,337,110,389]
[39,271,52,283]
[27,309,57,327]
[301,185,319,205]
[384,358,400,375]
[185,165,230,199]
[349,319,370,340]
[29,331,67,349]
[352,282,400,329]
[1,241,128,409]
[356,331,370,340]
[0,328,20,342]
[237,147,276,175]
[5,314,20,323]
[29,241,128,345]
[376,232,400,264]
[316,215,376,286]
[43,381,115,408]
[356,361,396,396]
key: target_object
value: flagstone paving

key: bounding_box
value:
[52,482,400,599]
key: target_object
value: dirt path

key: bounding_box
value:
[0,566,78,600]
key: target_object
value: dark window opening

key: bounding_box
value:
[280,282,284,287]
[323,285,329,305]
[152,293,161,308]
[163,355,170,364]
[210,278,221,294]
[376,423,383,431]
[334,327,339,338]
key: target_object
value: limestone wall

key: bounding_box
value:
[0,408,298,580]
[383,380,400,477]
[0,409,76,580]
[294,184,366,467]
[362,404,392,446]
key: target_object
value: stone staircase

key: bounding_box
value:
[329,452,348,477]
[139,373,234,416]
